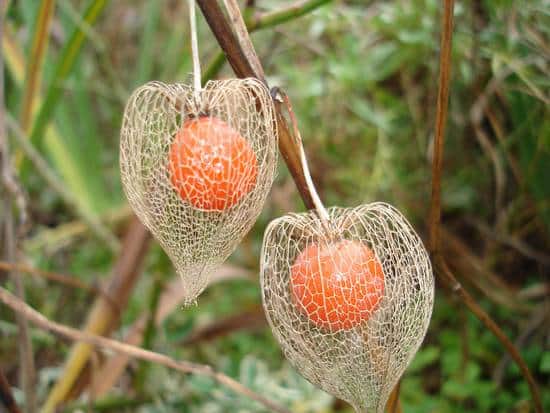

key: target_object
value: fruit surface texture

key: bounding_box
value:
[290,239,385,331]
[169,116,258,211]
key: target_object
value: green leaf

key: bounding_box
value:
[408,346,440,373]
[540,351,550,373]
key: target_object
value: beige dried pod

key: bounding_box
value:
[260,203,433,412]
[120,78,278,303]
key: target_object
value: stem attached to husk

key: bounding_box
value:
[273,88,330,226]
[188,0,202,99]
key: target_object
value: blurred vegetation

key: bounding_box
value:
[1,0,549,412]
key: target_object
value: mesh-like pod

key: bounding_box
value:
[121,78,277,303]
[260,203,433,413]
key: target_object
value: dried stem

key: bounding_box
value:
[427,1,543,412]
[188,0,202,96]
[223,0,265,80]
[435,258,542,412]
[41,218,149,413]
[197,0,316,209]
[275,88,329,222]
[0,4,36,411]
[428,0,455,254]
[388,0,459,406]
[0,261,115,305]
[0,286,291,413]
[385,380,402,413]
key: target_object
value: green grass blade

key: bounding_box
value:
[19,0,56,133]
[2,28,26,83]
[25,0,108,158]
[3,15,115,229]
[6,114,119,252]
[49,65,113,213]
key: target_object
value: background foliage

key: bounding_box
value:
[1,0,549,412]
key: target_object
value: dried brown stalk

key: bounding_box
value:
[0,286,291,413]
[197,0,316,209]
[42,218,150,413]
[428,0,455,255]
[0,261,115,306]
[385,380,402,413]
[434,259,542,412]
[427,1,543,412]
[0,3,36,410]
[90,264,251,397]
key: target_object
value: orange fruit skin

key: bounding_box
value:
[169,116,258,211]
[290,240,385,331]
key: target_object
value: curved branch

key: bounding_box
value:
[0,286,291,413]
[435,258,542,412]
[197,0,318,209]
[427,1,543,412]
[0,261,114,305]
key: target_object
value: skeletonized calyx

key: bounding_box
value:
[260,203,433,413]
[121,78,278,303]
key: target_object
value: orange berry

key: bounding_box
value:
[290,240,385,331]
[169,116,258,211]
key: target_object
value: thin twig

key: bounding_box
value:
[389,0,457,406]
[0,4,37,411]
[188,0,202,95]
[493,304,548,385]
[275,88,329,223]
[41,218,149,413]
[428,0,455,254]
[427,1,543,411]
[0,286,291,413]
[0,261,116,306]
[435,258,542,412]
